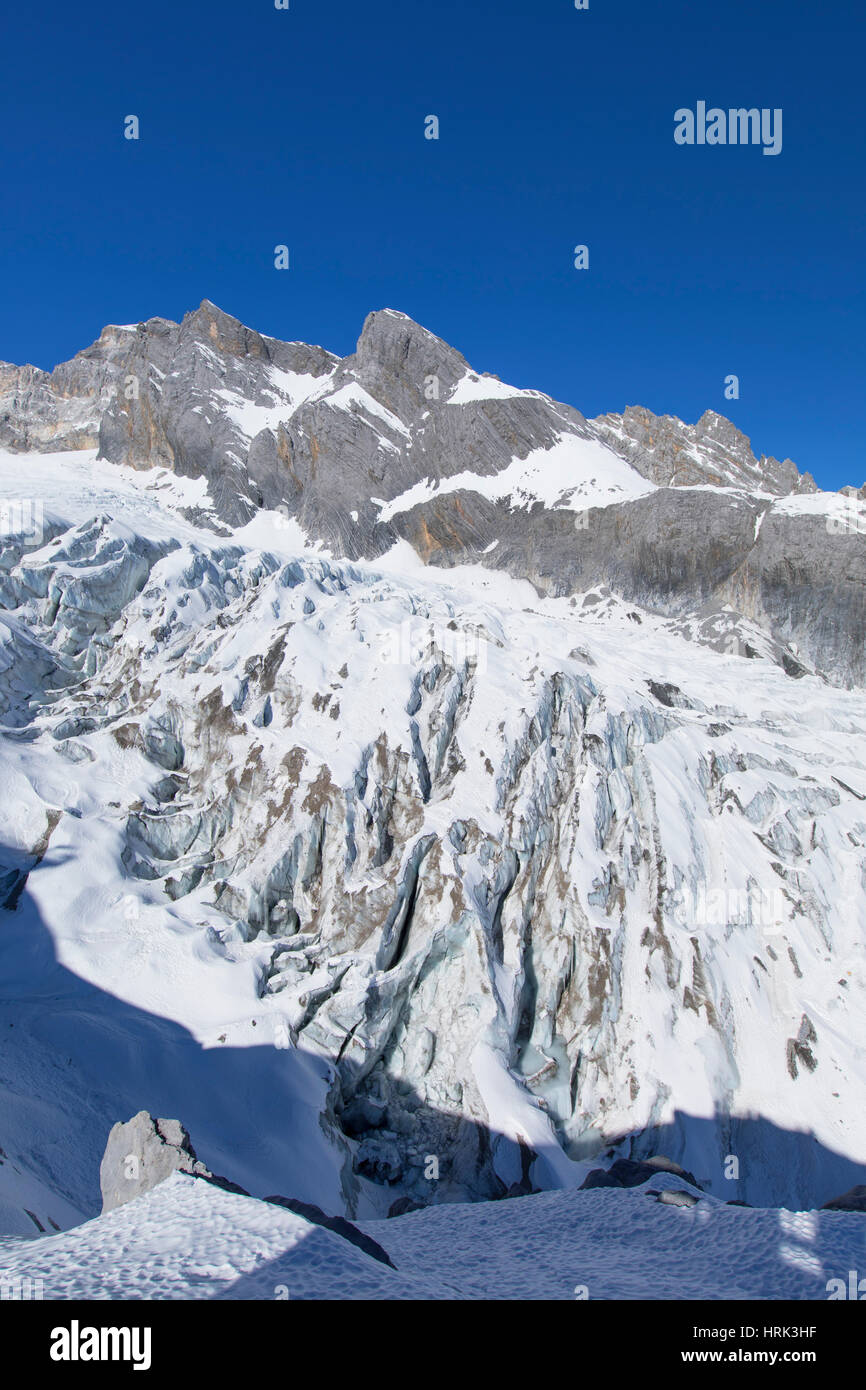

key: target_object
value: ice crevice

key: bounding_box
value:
[0,506,864,1213]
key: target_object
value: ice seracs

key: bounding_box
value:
[0,305,864,1275]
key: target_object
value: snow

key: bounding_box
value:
[359,1180,866,1301]
[212,370,412,451]
[0,449,214,543]
[1,439,865,1278]
[470,1041,585,1190]
[773,490,866,532]
[214,364,336,440]
[448,371,543,405]
[1,1170,863,1300]
[0,1174,440,1300]
[376,430,656,522]
[323,382,411,438]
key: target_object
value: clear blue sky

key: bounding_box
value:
[1,0,863,487]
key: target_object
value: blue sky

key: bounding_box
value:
[1,0,863,488]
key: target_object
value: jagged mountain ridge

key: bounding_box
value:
[3,299,864,686]
[593,403,814,495]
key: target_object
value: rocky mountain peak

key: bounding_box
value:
[341,308,470,422]
[1,302,863,683]
[593,402,805,496]
[179,298,273,363]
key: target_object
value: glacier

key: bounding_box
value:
[0,304,864,1298]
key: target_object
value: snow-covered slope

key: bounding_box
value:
[2,1169,863,1301]
[1,441,865,1249]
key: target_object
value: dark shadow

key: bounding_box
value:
[217,1164,866,1302]
[0,845,533,1236]
[598,1110,866,1211]
[2,840,864,1264]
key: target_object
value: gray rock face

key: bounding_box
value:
[98,1110,397,1265]
[719,509,866,688]
[99,1110,244,1212]
[593,404,811,496]
[347,307,471,424]
[0,325,133,453]
[100,1111,210,1212]
[2,301,864,685]
[97,302,338,526]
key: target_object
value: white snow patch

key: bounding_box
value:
[377,431,655,522]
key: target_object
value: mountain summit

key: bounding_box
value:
[2,302,863,686]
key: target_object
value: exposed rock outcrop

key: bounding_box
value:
[99,1111,396,1266]
[822,1186,866,1213]
[3,301,863,684]
[99,1111,246,1213]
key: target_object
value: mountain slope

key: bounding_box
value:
[2,1169,862,1301]
[4,300,864,684]
[0,444,864,1236]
